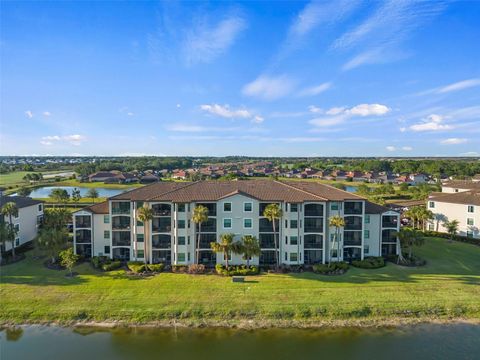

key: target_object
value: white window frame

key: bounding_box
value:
[223,202,232,213]
[467,205,474,213]
[243,218,253,229]
[223,218,232,229]
[429,201,435,208]
[243,202,253,213]
[467,218,474,226]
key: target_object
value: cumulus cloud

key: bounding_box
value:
[402,146,413,151]
[409,114,453,132]
[242,75,296,100]
[42,111,51,117]
[386,146,396,152]
[309,103,391,128]
[199,104,264,124]
[25,110,33,119]
[40,134,86,146]
[441,138,467,145]
[298,82,332,97]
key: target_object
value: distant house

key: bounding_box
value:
[89,171,118,182]
[408,173,428,185]
[441,180,480,193]
[472,174,480,183]
[140,174,159,183]
[172,170,187,180]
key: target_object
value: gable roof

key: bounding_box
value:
[0,195,43,209]
[442,181,480,191]
[365,201,390,214]
[429,190,480,206]
[80,201,109,214]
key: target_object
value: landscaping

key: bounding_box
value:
[0,237,479,326]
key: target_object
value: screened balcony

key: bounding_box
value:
[343,247,361,261]
[198,234,216,249]
[75,229,91,243]
[152,203,171,217]
[152,217,172,232]
[304,203,324,217]
[260,250,276,266]
[344,231,362,246]
[152,250,171,264]
[304,218,323,233]
[382,215,399,228]
[112,216,131,230]
[304,250,322,265]
[259,233,277,248]
[344,201,363,215]
[382,229,397,243]
[112,247,130,261]
[259,203,278,216]
[304,234,323,249]
[111,201,130,215]
[198,250,215,266]
[259,218,279,232]
[196,203,216,216]
[112,231,131,246]
[345,216,362,230]
[152,234,171,249]
[75,215,91,228]
[195,218,217,232]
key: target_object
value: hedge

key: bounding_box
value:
[352,256,385,269]
[147,263,164,272]
[313,262,349,275]
[421,231,480,246]
[215,264,259,276]
[101,260,122,271]
[127,261,146,273]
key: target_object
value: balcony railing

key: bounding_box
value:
[112,231,131,247]
[152,204,172,217]
[304,234,323,249]
[344,231,362,246]
[112,216,131,230]
[304,218,323,233]
[304,204,324,217]
[112,202,131,215]
[344,202,363,215]
[344,216,362,230]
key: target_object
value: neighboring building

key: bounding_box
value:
[73,180,400,266]
[0,195,44,256]
[408,173,428,185]
[441,180,480,193]
[427,190,480,238]
[89,171,118,182]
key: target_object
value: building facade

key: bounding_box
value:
[73,180,400,266]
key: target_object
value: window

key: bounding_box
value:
[187,236,190,245]
[290,204,298,212]
[331,202,339,211]
[364,245,369,254]
[178,236,186,245]
[104,246,110,254]
[244,202,252,212]
[365,215,370,224]
[290,253,298,262]
[178,204,185,212]
[137,250,144,258]
[15,238,20,246]
[290,236,298,245]
[223,218,232,228]
[468,205,474,213]
[285,236,288,245]
[285,252,288,261]
[429,201,435,208]
[244,218,252,228]
[428,223,434,231]
[178,220,186,229]
[223,202,232,212]
[137,220,144,226]
[330,234,335,241]
[177,253,186,262]
[364,230,370,239]
[467,231,474,238]
[104,230,110,239]
[104,215,110,224]
[290,220,298,229]
[331,249,338,257]
[136,234,144,242]
[137,201,144,208]
[38,204,42,211]
[14,224,19,232]
[467,218,474,226]
[285,220,288,228]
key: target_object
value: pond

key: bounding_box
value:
[1,324,479,360]
[345,185,358,193]
[14,186,132,198]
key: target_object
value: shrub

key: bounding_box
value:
[127,261,147,273]
[352,257,385,269]
[187,264,206,274]
[147,263,164,272]
[422,230,480,246]
[91,256,109,269]
[313,262,349,275]
[215,264,259,276]
[171,265,188,273]
[102,260,122,271]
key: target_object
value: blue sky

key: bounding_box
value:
[1,0,479,157]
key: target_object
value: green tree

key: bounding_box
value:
[263,203,283,270]
[192,205,209,265]
[36,227,69,264]
[71,187,81,206]
[329,215,345,262]
[49,188,70,206]
[17,187,32,197]
[1,202,19,259]
[239,235,261,267]
[136,205,154,266]
[396,227,425,260]
[0,220,16,264]
[59,247,79,277]
[43,208,71,230]
[86,188,99,203]
[210,233,241,270]
[443,219,459,242]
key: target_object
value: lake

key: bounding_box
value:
[1,324,479,360]
[345,185,357,192]
[15,186,131,198]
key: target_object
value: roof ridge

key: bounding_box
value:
[148,181,197,201]
[274,180,328,201]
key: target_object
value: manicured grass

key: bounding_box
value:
[0,238,479,325]
[55,179,144,189]
[0,170,72,189]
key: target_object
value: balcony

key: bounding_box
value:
[75,215,91,228]
[304,204,324,217]
[152,203,171,217]
[304,218,323,233]
[304,249,322,265]
[196,218,217,233]
[304,234,323,249]
[75,229,91,243]
[344,231,362,246]
[344,216,362,230]
[259,233,277,248]
[112,231,131,247]
[152,250,172,264]
[259,203,278,216]
[382,215,398,228]
[152,234,171,249]
[196,203,216,217]
[152,217,172,233]
[112,202,131,215]
[382,229,397,243]
[259,218,279,232]
[344,201,363,215]
[112,216,131,230]
[198,234,216,249]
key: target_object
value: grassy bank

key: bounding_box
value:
[1,237,479,326]
[54,179,144,189]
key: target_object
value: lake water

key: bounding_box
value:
[345,185,357,193]
[15,186,131,198]
[1,324,479,360]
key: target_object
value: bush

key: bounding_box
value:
[187,264,206,274]
[91,256,110,269]
[171,265,188,273]
[147,263,164,272]
[127,261,147,273]
[422,230,480,246]
[215,264,259,276]
[313,262,349,275]
[352,256,385,269]
[101,260,122,271]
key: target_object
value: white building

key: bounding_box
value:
[441,180,480,194]
[73,180,400,266]
[0,195,44,255]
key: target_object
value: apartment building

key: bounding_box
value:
[0,195,44,255]
[73,180,400,266]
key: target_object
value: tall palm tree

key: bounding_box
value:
[396,227,424,260]
[1,202,19,259]
[210,233,241,270]
[36,227,68,264]
[263,203,283,270]
[443,219,459,242]
[0,220,16,264]
[240,235,261,267]
[192,205,209,265]
[329,215,345,262]
[137,204,154,266]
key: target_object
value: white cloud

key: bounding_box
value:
[402,146,413,151]
[183,15,247,64]
[242,75,296,100]
[409,114,453,132]
[309,103,391,128]
[200,104,251,119]
[63,134,86,146]
[308,106,323,114]
[348,104,390,116]
[441,138,467,145]
[461,151,480,156]
[253,115,264,124]
[298,82,332,96]
[167,124,240,133]
[437,78,480,93]
[176,104,181,108]
[40,134,86,146]
[127,112,134,116]
[386,146,396,152]
[326,107,345,115]
[25,110,33,119]
[42,111,51,117]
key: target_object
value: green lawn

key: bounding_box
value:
[55,179,144,189]
[0,237,479,325]
[0,170,72,189]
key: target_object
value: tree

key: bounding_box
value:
[263,203,283,270]
[0,220,16,264]
[1,202,19,259]
[136,205,154,266]
[43,208,71,230]
[86,188,99,204]
[36,227,69,263]
[396,227,425,260]
[192,205,209,265]
[329,215,345,262]
[17,187,32,197]
[443,219,459,242]
[239,235,261,267]
[210,233,241,270]
[71,188,82,206]
[418,208,434,231]
[49,188,70,207]
[403,207,421,229]
[59,247,79,277]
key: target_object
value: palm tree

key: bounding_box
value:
[210,233,241,270]
[36,227,68,264]
[417,208,434,231]
[137,205,154,266]
[44,208,71,230]
[192,205,209,265]
[0,220,15,264]
[263,203,283,270]
[1,202,19,259]
[443,219,459,242]
[403,207,420,229]
[396,227,424,260]
[329,215,345,262]
[239,235,261,267]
